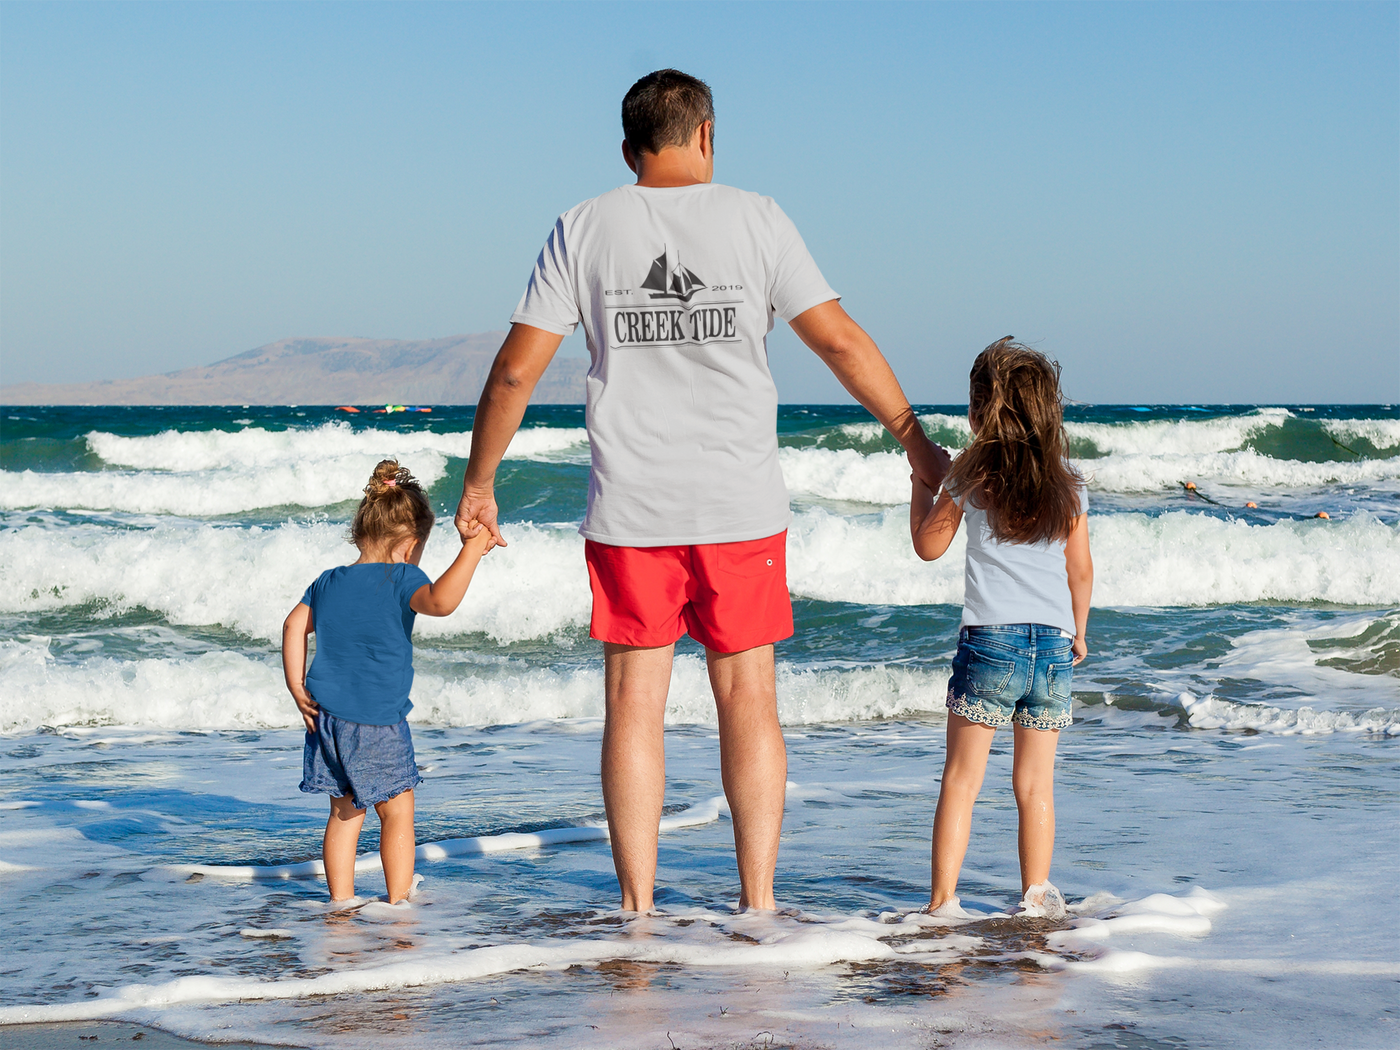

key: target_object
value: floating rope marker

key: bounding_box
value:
[1315,511,1331,519]
[1179,481,1223,506]
[1329,436,1361,458]
[1245,502,1258,509]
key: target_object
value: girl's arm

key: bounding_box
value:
[281,603,318,731]
[910,474,964,561]
[1064,512,1093,664]
[411,527,495,617]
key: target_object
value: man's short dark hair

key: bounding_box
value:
[622,69,714,156]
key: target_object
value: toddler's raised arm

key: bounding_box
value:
[410,524,495,617]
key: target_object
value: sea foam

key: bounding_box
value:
[784,443,1398,507]
[788,508,1400,608]
[0,518,589,645]
[1323,417,1400,451]
[86,422,588,471]
[0,639,952,733]
[1,455,450,515]
[1177,692,1400,735]
[1066,408,1292,456]
[2,424,589,515]
[1082,449,1400,494]
[828,409,1291,458]
[0,888,1223,1025]
[6,418,1396,515]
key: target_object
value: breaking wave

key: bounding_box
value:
[3,511,1397,650]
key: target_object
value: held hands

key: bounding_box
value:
[455,487,506,549]
[909,441,953,492]
[459,516,498,555]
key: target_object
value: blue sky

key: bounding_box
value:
[2,1,1396,402]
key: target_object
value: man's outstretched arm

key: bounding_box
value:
[789,300,951,487]
[457,323,567,545]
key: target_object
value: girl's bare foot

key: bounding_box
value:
[921,896,969,918]
[1018,881,1067,920]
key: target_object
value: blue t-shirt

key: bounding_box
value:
[301,562,431,725]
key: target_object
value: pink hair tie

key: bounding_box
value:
[383,478,397,487]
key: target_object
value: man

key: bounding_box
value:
[458,69,949,912]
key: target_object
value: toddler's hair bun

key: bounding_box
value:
[365,459,417,499]
[351,458,434,548]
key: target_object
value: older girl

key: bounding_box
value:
[910,338,1093,918]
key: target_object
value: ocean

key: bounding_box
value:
[1,403,1397,1049]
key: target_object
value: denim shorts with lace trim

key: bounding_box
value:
[946,624,1074,731]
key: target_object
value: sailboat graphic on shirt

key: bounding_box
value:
[641,247,706,302]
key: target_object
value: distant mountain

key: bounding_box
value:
[0,333,587,405]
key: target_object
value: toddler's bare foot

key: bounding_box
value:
[388,872,424,905]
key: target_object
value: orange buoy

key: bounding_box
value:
[1315,511,1330,519]
[1245,501,1258,509]
[1184,482,1197,490]
[334,406,360,413]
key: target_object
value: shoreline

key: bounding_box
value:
[1,1021,280,1049]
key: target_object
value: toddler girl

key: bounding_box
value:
[282,459,493,904]
[909,338,1093,919]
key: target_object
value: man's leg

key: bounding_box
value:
[601,641,674,912]
[707,644,785,911]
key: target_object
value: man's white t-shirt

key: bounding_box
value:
[511,182,839,547]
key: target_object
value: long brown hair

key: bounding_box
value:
[944,337,1083,545]
[350,459,434,550]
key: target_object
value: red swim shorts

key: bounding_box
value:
[585,531,794,653]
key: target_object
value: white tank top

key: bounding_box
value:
[955,482,1088,635]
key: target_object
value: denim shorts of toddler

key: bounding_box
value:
[300,710,422,810]
[946,624,1074,731]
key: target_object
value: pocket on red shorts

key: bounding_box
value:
[719,543,782,579]
[686,532,792,652]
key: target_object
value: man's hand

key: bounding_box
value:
[455,487,505,547]
[292,688,319,733]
